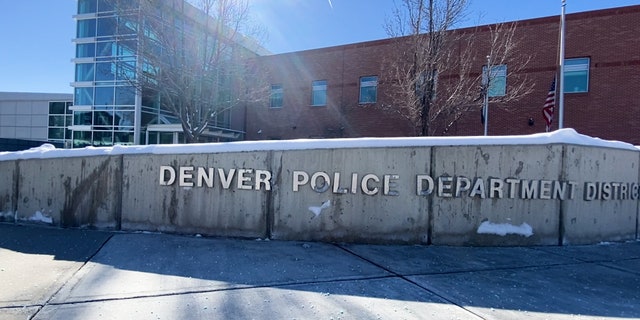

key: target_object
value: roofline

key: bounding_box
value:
[261,4,640,57]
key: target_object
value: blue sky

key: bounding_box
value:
[0,0,638,94]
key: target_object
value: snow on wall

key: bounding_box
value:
[0,129,637,161]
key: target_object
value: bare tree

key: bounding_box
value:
[382,0,532,136]
[114,0,266,143]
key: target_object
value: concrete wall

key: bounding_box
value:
[120,153,271,238]
[269,148,430,244]
[15,156,121,228]
[0,161,17,221]
[561,146,640,245]
[0,143,638,246]
[431,145,564,246]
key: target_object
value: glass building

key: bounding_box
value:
[71,0,264,147]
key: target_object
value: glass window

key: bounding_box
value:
[95,86,115,105]
[117,15,138,35]
[78,0,97,14]
[483,64,507,97]
[115,110,135,128]
[94,131,113,146]
[93,110,114,128]
[270,84,283,108]
[73,131,92,148]
[75,63,95,82]
[97,0,114,12]
[96,41,114,57]
[74,111,93,125]
[49,115,66,127]
[76,43,95,58]
[48,128,66,140]
[148,131,159,144]
[159,132,174,144]
[115,131,134,144]
[49,102,67,114]
[115,2,138,11]
[117,61,136,81]
[359,76,378,104]
[564,58,589,93]
[77,19,96,38]
[96,62,115,81]
[97,17,117,37]
[311,80,327,106]
[116,40,137,56]
[74,87,93,105]
[115,86,135,105]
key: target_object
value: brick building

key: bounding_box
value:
[245,5,640,144]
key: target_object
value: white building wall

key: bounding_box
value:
[0,92,72,141]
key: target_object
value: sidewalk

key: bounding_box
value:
[1,223,639,320]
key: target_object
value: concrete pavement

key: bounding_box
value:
[1,223,639,320]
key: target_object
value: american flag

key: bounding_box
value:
[542,77,556,132]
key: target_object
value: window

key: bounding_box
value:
[73,131,92,148]
[94,108,114,128]
[97,17,117,37]
[270,85,283,108]
[97,0,114,12]
[95,62,115,81]
[74,111,93,125]
[115,86,135,105]
[117,60,136,81]
[95,86,115,105]
[483,65,507,97]
[93,131,113,146]
[359,76,378,104]
[49,102,67,115]
[74,87,93,106]
[116,40,137,57]
[75,63,94,82]
[564,58,589,93]
[311,80,327,106]
[96,41,114,57]
[76,43,95,58]
[48,101,73,142]
[77,19,96,38]
[78,0,97,14]
[115,110,135,129]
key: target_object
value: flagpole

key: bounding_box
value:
[483,55,490,136]
[558,0,566,129]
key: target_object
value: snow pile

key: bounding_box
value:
[0,128,637,161]
[27,211,53,224]
[0,211,16,221]
[477,221,533,237]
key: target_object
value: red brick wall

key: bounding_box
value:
[246,5,640,144]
